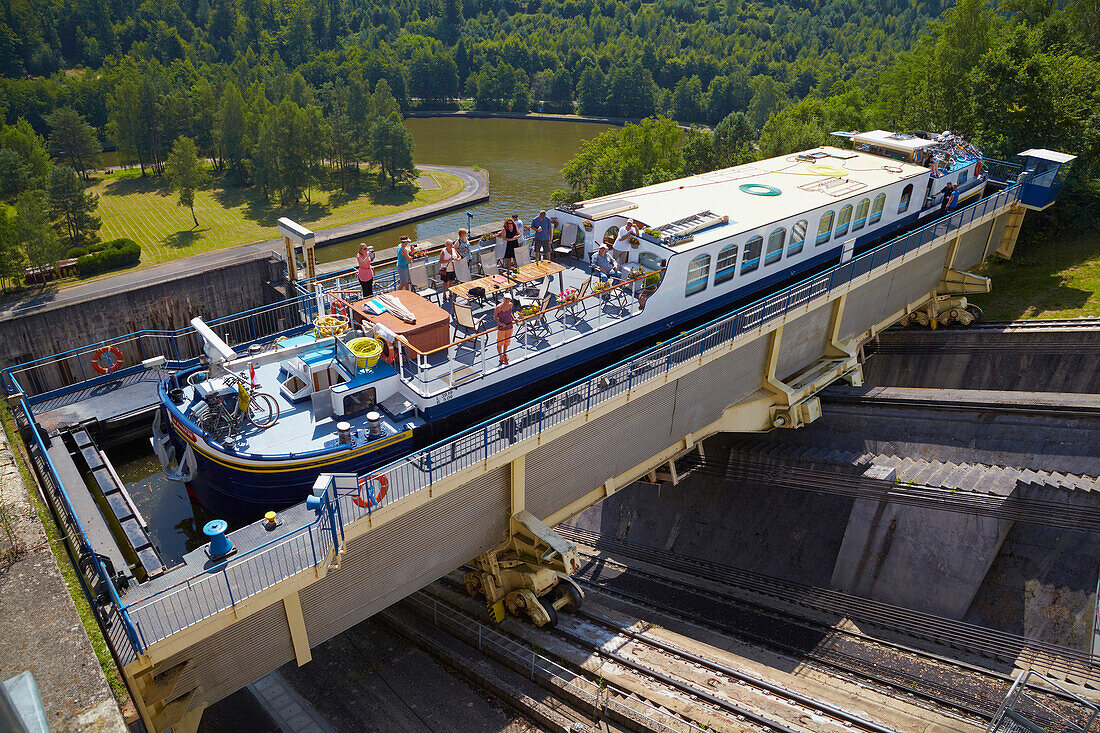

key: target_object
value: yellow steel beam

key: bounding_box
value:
[284,591,312,666]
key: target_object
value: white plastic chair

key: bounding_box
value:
[409,263,440,303]
[454,257,472,282]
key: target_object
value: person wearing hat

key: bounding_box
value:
[613,219,637,267]
[494,294,515,365]
[592,243,621,283]
[396,236,414,290]
[531,210,552,262]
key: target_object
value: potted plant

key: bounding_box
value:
[638,271,662,310]
[581,219,593,231]
[628,235,640,249]
[517,303,541,318]
[558,287,580,304]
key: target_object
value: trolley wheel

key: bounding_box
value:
[966,303,983,321]
[464,571,482,598]
[537,595,559,628]
[246,392,280,428]
[553,581,584,614]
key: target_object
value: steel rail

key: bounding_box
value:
[556,526,1100,688]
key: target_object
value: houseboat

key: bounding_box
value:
[155,131,986,519]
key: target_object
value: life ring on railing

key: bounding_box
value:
[379,339,396,365]
[353,474,389,508]
[331,297,349,319]
[974,160,984,178]
[91,345,124,375]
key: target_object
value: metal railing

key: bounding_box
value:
[401,591,707,733]
[110,176,1033,651]
[989,670,1099,732]
[2,294,316,400]
[981,157,1024,184]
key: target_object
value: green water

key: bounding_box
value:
[317,117,613,262]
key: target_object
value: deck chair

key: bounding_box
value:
[519,274,552,308]
[454,257,472,283]
[560,277,591,325]
[453,301,486,346]
[480,256,500,277]
[515,246,532,268]
[555,222,579,261]
[409,263,440,303]
[528,294,553,340]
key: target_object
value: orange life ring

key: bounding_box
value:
[91,345,124,375]
[331,298,349,319]
[974,160,983,177]
[379,340,396,364]
[353,474,389,508]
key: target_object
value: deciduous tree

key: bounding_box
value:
[166,137,208,227]
[48,165,101,249]
[45,107,101,180]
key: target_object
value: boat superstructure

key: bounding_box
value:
[156,131,990,518]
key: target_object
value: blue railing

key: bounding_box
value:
[111,176,1032,653]
[981,156,1024,184]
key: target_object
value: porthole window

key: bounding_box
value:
[898,184,913,213]
[742,235,762,273]
[869,193,886,225]
[765,228,785,265]
[715,242,739,284]
[816,212,834,246]
[835,205,852,237]
[686,254,710,296]
[852,198,870,231]
[788,220,807,256]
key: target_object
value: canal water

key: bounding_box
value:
[317,117,613,263]
[111,117,610,565]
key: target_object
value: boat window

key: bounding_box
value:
[343,387,377,417]
[959,169,968,185]
[715,242,739,284]
[834,205,852,237]
[788,220,806,256]
[765,228,785,265]
[898,184,913,213]
[816,212,834,246]
[853,198,870,231]
[869,193,886,225]
[742,235,762,273]
[686,253,710,296]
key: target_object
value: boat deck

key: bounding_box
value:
[398,257,652,397]
[178,358,415,457]
[32,369,162,432]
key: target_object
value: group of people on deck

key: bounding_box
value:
[351,211,648,367]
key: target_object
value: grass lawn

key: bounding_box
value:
[92,168,462,267]
[969,229,1100,320]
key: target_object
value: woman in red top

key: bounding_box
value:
[356,243,375,297]
[494,295,515,364]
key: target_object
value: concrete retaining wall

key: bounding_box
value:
[0,254,281,384]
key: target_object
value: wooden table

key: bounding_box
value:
[450,273,517,303]
[350,291,451,358]
[509,261,566,292]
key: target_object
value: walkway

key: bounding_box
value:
[0,165,488,321]
[0,427,127,732]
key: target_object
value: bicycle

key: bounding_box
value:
[198,373,280,440]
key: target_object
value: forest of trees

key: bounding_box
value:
[0,0,1097,288]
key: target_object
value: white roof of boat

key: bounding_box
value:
[1018,149,1078,164]
[853,130,936,152]
[571,145,927,250]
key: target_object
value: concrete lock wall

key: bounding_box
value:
[0,254,281,384]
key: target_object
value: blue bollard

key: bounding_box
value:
[204,519,233,558]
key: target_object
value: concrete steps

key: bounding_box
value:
[725,437,1099,497]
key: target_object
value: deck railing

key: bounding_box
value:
[98,177,1032,653]
[988,670,1099,732]
[981,156,1024,184]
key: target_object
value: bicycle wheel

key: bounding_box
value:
[246,392,280,429]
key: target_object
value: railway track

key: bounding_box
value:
[820,386,1100,418]
[554,606,901,733]
[557,525,1098,724]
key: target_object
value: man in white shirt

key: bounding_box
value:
[613,219,637,266]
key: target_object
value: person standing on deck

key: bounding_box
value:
[531,210,553,262]
[613,220,637,267]
[456,228,473,269]
[495,295,515,365]
[356,243,375,298]
[438,239,460,302]
[501,218,521,270]
[396,236,414,290]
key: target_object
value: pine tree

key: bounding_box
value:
[369,115,416,189]
[16,190,63,274]
[218,82,248,182]
[166,137,208,227]
[44,108,101,180]
[47,165,102,249]
[0,209,22,292]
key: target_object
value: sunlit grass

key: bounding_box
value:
[970,230,1100,320]
[91,169,462,267]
